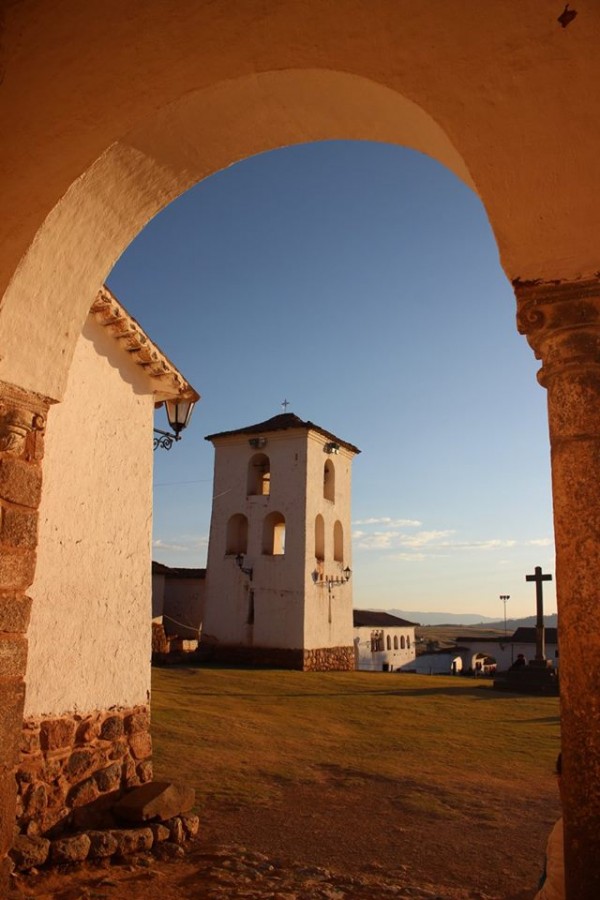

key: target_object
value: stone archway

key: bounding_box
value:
[2,4,600,896]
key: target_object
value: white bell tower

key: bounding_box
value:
[202,413,360,670]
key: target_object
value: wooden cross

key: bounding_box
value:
[525,565,553,662]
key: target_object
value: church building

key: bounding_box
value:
[202,413,360,670]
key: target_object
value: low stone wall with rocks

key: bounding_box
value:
[16,705,152,838]
[11,781,199,871]
[11,812,199,870]
[207,644,356,671]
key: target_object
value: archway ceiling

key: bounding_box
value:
[1,1,599,398]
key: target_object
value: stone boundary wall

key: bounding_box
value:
[11,812,199,871]
[302,646,355,671]
[16,705,152,838]
[206,645,355,671]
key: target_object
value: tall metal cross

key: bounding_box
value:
[281,398,290,413]
[525,565,553,662]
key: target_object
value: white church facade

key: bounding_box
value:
[201,413,360,670]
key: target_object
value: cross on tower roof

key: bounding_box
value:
[281,398,290,412]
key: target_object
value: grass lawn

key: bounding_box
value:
[151,666,560,817]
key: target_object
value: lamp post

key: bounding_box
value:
[312,566,352,594]
[154,397,196,450]
[312,567,352,625]
[500,594,510,635]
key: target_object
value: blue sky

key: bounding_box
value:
[107,140,556,620]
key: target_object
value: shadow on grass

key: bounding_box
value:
[512,715,560,724]
[160,684,531,701]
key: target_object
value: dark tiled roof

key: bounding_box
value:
[511,627,558,644]
[205,413,360,455]
[455,628,558,644]
[152,561,206,579]
[455,635,510,643]
[353,610,418,628]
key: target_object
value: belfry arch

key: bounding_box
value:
[1,4,600,896]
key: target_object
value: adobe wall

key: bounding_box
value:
[25,317,154,716]
[203,431,308,650]
[304,437,355,652]
[15,315,155,837]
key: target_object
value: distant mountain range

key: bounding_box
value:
[384,609,558,628]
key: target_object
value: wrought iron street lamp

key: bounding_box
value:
[154,397,196,451]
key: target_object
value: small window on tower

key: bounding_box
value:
[333,521,343,562]
[323,459,335,501]
[263,511,286,555]
[226,513,248,555]
[248,453,271,496]
[315,514,325,561]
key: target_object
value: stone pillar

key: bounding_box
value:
[517,277,600,900]
[0,381,49,888]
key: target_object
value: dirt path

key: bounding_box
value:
[9,769,557,899]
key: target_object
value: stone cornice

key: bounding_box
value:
[91,287,200,404]
[515,277,600,387]
[0,381,51,456]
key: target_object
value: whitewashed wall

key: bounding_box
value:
[354,626,416,671]
[25,317,154,715]
[304,436,354,651]
[398,652,462,675]
[455,638,559,673]
[203,426,357,652]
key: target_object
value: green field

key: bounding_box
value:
[151,665,561,812]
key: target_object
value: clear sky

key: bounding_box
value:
[107,140,556,621]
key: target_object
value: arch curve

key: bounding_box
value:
[0,68,475,401]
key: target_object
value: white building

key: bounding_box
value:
[454,627,559,673]
[353,610,417,671]
[399,648,464,676]
[202,413,360,670]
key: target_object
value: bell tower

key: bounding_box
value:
[202,413,360,670]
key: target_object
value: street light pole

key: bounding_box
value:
[500,595,510,636]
